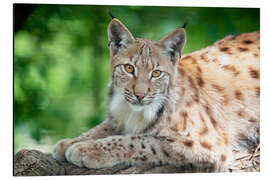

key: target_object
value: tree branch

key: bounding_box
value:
[14,147,259,176]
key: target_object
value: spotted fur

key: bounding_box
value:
[52,19,259,172]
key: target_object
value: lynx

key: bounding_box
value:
[52,17,260,172]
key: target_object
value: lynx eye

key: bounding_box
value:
[123,64,135,74]
[152,70,162,78]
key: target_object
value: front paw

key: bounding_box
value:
[52,138,75,162]
[65,141,107,169]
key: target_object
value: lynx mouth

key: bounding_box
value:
[124,96,152,105]
[126,99,153,111]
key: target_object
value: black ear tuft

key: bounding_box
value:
[182,22,188,29]
[108,9,116,19]
[108,19,135,56]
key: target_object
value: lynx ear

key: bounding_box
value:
[159,28,186,63]
[108,19,135,56]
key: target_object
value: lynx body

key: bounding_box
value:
[52,18,260,171]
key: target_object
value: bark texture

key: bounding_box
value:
[14,146,259,176]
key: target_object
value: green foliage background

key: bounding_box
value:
[14,4,259,152]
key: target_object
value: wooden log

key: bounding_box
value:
[13,146,259,176]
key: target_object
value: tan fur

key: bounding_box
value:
[52,18,259,172]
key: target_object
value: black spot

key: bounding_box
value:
[197,77,205,87]
[140,156,148,161]
[162,149,171,158]
[249,118,257,123]
[183,140,193,147]
[238,47,249,52]
[204,105,211,115]
[151,146,156,155]
[253,53,259,57]
[166,138,175,142]
[255,87,260,97]
[220,47,229,52]
[141,143,145,149]
[235,90,244,100]
[210,116,218,127]
[242,40,253,44]
[249,68,260,79]
[131,136,136,140]
[157,104,165,117]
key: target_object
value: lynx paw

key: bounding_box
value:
[52,138,75,161]
[65,141,108,169]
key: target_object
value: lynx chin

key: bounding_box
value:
[52,17,259,172]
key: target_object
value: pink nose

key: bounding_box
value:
[135,92,146,101]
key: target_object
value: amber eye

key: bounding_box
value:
[152,70,162,78]
[123,64,135,74]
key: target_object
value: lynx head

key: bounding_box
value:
[108,18,186,114]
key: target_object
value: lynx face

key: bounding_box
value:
[111,41,172,111]
[108,19,186,112]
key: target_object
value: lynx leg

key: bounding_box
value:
[52,119,118,161]
[65,134,229,171]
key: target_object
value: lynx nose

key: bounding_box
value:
[135,92,146,101]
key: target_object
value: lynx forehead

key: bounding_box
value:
[52,17,259,172]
